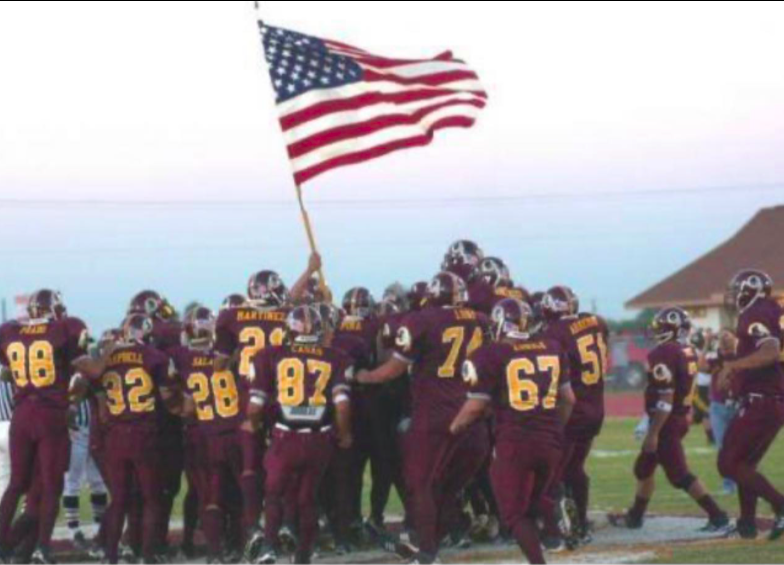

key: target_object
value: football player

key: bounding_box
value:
[169,306,247,563]
[610,308,729,531]
[214,269,292,559]
[407,282,430,313]
[356,272,491,564]
[441,240,484,285]
[248,306,353,564]
[128,290,184,556]
[468,257,529,315]
[75,313,182,564]
[452,299,576,565]
[540,286,609,547]
[0,290,90,564]
[717,270,784,540]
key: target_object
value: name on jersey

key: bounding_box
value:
[453,309,477,321]
[512,341,547,352]
[19,325,48,335]
[340,320,362,332]
[237,310,286,323]
[192,356,212,368]
[494,287,523,300]
[108,351,144,366]
[569,316,599,335]
[292,345,324,356]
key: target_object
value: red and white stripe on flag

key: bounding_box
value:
[258,22,487,185]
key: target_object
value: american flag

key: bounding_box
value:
[257,21,488,185]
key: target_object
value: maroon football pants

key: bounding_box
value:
[403,423,490,557]
[103,426,162,563]
[491,435,561,565]
[634,415,692,486]
[0,403,69,551]
[202,430,246,558]
[264,428,334,558]
[718,397,784,520]
[183,427,209,548]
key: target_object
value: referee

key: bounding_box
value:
[0,379,14,497]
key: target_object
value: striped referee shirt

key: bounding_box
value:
[0,381,14,422]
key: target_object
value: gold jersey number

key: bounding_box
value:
[238,326,286,379]
[277,358,332,407]
[438,326,483,378]
[187,370,240,421]
[576,333,608,386]
[6,341,56,389]
[103,368,155,416]
[506,355,561,412]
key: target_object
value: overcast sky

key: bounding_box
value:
[1,1,783,328]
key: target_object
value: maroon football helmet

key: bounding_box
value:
[427,272,468,308]
[128,290,176,321]
[727,269,773,313]
[542,286,580,320]
[27,289,64,321]
[528,291,546,334]
[221,293,248,312]
[650,307,691,344]
[313,302,342,333]
[491,298,533,340]
[247,271,288,307]
[285,305,324,345]
[121,313,154,344]
[479,257,510,288]
[382,283,408,311]
[184,306,215,347]
[442,240,484,283]
[408,282,429,312]
[342,287,375,319]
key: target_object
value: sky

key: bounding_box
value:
[1,1,783,331]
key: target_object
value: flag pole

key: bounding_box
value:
[295,183,330,301]
[253,0,330,301]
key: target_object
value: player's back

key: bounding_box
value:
[100,342,168,428]
[546,313,608,404]
[0,317,86,410]
[646,341,698,416]
[215,305,289,380]
[170,346,242,434]
[396,306,486,432]
[255,343,351,431]
[470,338,567,444]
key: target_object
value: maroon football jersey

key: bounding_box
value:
[168,345,243,435]
[468,280,528,316]
[465,338,570,443]
[393,306,488,432]
[250,343,352,430]
[336,316,380,366]
[215,306,289,380]
[544,313,608,418]
[379,312,407,351]
[152,318,183,352]
[98,343,169,428]
[735,298,784,396]
[0,317,89,410]
[645,341,699,416]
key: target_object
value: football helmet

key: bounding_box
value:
[342,287,375,319]
[727,269,773,313]
[479,257,510,288]
[183,306,216,347]
[408,282,429,312]
[285,305,324,345]
[247,271,288,308]
[377,299,402,318]
[97,328,121,356]
[313,302,342,333]
[221,293,248,312]
[128,290,176,321]
[491,298,533,340]
[427,272,468,308]
[528,291,547,334]
[27,289,64,321]
[542,286,579,320]
[650,307,692,344]
[121,313,154,345]
[442,240,484,283]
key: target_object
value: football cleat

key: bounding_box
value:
[770,512,784,541]
[253,544,278,564]
[72,530,89,552]
[243,528,265,563]
[541,536,566,553]
[279,524,298,553]
[699,513,731,534]
[30,545,56,565]
[608,511,643,530]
